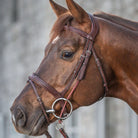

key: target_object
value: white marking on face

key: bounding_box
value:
[52,36,60,44]
[12,113,16,124]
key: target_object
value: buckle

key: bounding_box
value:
[80,55,85,58]
[86,50,92,55]
[51,98,73,120]
[86,35,93,41]
[55,121,65,130]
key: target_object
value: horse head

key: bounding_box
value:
[11,0,138,136]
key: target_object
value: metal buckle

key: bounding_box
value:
[80,55,85,58]
[86,50,91,55]
[55,121,65,130]
[51,98,73,120]
[86,35,93,41]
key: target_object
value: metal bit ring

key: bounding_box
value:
[51,98,73,120]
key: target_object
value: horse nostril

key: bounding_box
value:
[11,106,27,128]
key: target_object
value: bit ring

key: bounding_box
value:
[51,98,73,120]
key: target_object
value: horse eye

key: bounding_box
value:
[61,51,74,60]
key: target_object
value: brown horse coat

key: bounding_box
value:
[10,0,138,136]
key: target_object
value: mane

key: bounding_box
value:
[49,11,138,42]
[94,12,138,31]
[94,12,138,57]
[50,13,73,42]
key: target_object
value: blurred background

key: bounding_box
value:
[0,0,137,138]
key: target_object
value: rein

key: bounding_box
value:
[28,14,108,138]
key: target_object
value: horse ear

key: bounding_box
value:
[49,0,68,17]
[66,0,90,24]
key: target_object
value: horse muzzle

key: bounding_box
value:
[10,104,49,136]
[10,106,27,128]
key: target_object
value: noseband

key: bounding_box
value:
[28,14,108,138]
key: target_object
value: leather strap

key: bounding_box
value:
[64,26,94,41]
[28,79,50,125]
[29,74,62,99]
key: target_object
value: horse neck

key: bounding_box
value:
[95,17,138,114]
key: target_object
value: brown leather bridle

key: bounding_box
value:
[28,14,108,138]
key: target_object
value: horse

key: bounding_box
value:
[10,0,138,137]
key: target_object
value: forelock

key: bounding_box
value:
[50,13,73,42]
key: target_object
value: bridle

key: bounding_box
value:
[28,14,108,138]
